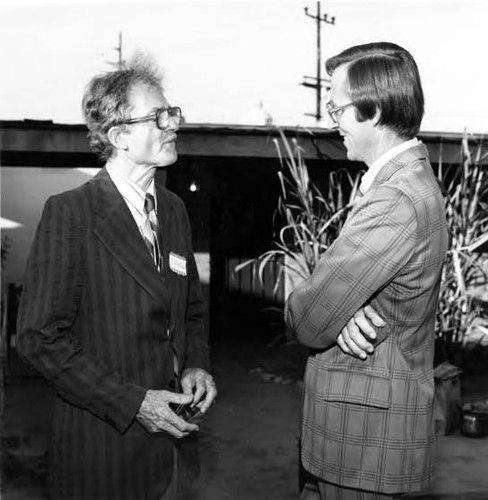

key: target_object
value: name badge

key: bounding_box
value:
[169,252,187,276]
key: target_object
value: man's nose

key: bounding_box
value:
[166,116,181,132]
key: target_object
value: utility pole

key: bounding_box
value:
[301,2,335,123]
[106,31,124,69]
[115,31,124,68]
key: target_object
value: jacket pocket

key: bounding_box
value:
[322,370,391,409]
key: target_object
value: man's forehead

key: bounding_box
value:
[129,83,166,107]
[330,64,350,97]
[130,82,164,97]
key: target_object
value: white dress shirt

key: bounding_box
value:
[106,165,158,238]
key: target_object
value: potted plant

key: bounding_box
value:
[234,128,361,380]
[435,131,488,367]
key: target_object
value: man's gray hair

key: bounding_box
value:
[82,52,164,161]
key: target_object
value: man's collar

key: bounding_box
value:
[359,138,420,194]
[106,163,156,215]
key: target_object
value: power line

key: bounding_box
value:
[301,2,335,123]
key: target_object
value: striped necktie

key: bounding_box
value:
[143,193,161,271]
[144,194,177,374]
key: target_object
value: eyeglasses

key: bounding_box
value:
[115,106,182,130]
[326,101,355,125]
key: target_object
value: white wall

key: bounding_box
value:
[1,167,99,287]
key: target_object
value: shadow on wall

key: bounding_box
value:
[1,167,100,289]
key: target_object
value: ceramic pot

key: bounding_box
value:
[461,400,488,438]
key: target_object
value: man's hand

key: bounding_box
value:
[337,305,386,360]
[136,390,199,438]
[180,368,217,414]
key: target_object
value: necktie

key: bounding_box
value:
[144,195,178,375]
[143,193,161,271]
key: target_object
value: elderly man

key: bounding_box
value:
[287,42,447,499]
[17,56,217,499]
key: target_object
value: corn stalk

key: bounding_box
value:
[435,131,488,363]
[235,128,361,296]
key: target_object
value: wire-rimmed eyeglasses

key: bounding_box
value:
[326,101,355,125]
[115,106,182,130]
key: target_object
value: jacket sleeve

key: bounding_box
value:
[16,196,146,433]
[285,186,416,349]
[181,206,211,372]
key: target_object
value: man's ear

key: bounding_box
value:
[107,126,129,151]
[372,106,382,128]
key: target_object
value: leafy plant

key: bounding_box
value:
[435,132,488,365]
[236,128,362,298]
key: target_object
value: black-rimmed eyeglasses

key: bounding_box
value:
[115,106,182,130]
[326,101,355,125]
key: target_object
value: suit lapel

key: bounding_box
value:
[154,182,178,328]
[155,182,172,276]
[91,168,170,305]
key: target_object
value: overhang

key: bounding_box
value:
[0,119,486,166]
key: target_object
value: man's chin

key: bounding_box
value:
[156,150,178,167]
[345,149,358,162]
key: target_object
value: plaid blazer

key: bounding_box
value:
[17,168,210,499]
[286,144,448,494]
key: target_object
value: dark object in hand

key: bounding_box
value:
[170,403,204,424]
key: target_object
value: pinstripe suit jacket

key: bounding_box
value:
[17,167,210,499]
[286,144,448,494]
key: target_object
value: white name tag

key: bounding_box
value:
[169,252,187,276]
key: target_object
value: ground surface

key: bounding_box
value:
[2,340,488,500]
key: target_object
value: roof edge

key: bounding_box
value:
[0,119,486,143]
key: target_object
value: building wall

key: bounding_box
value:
[1,167,99,289]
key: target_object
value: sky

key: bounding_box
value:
[0,0,486,134]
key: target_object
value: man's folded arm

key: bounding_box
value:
[285,187,416,349]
